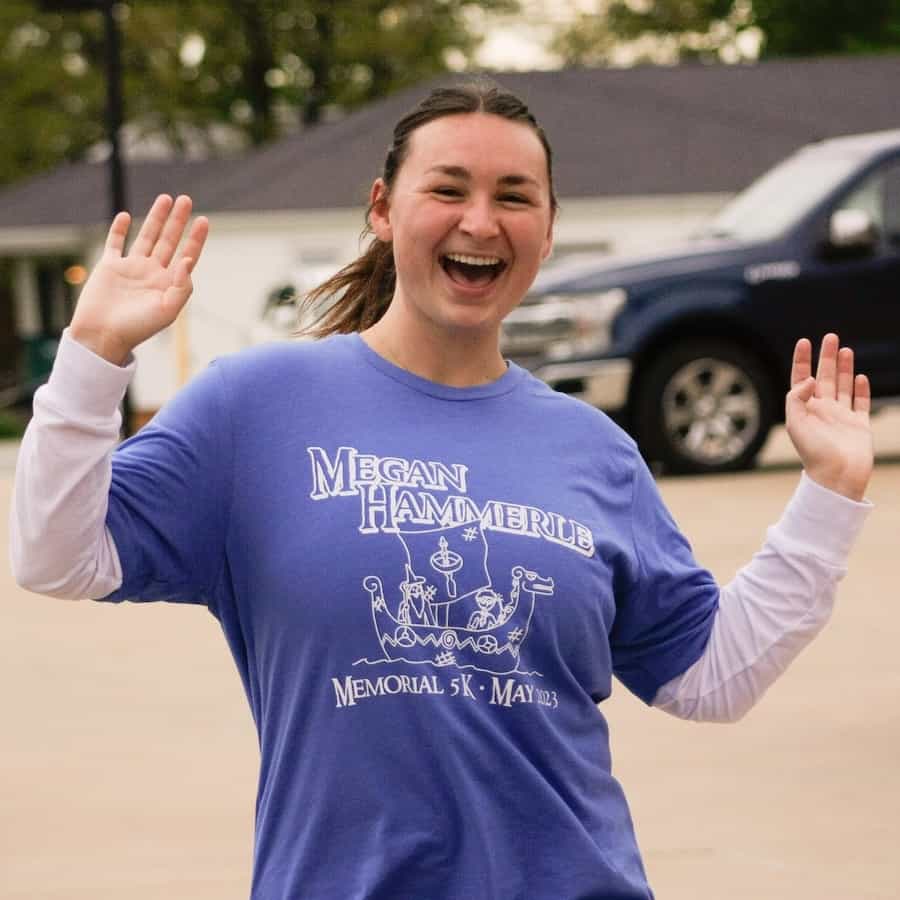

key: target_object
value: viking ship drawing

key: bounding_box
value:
[362,521,555,675]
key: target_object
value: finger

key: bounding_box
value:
[814,333,839,399]
[161,259,194,317]
[790,338,812,387]
[104,211,131,255]
[151,194,193,267]
[837,347,854,408]
[172,257,193,290]
[854,373,871,416]
[788,375,816,405]
[785,375,815,423]
[796,376,816,401]
[179,216,209,271]
[130,194,174,257]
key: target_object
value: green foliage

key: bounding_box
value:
[0,410,26,439]
[753,0,900,56]
[550,0,747,65]
[0,1,108,186]
[605,0,735,36]
[551,0,900,65]
[0,0,517,188]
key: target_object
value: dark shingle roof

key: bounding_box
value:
[0,158,243,230]
[0,163,103,229]
[2,55,898,229]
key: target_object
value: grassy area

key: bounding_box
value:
[0,410,26,439]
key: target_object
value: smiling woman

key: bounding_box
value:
[10,78,875,900]
[360,110,555,381]
[302,82,557,377]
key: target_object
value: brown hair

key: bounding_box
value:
[300,78,559,338]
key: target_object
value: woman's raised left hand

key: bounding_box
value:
[786,334,874,501]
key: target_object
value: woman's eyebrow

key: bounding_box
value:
[425,165,540,187]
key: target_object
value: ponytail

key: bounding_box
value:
[299,228,395,338]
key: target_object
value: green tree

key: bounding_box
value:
[550,0,746,66]
[753,0,900,56]
[0,1,108,186]
[551,0,900,66]
[0,0,517,188]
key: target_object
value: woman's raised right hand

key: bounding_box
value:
[69,194,209,365]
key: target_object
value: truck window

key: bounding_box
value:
[884,163,900,245]
[700,151,863,243]
[835,160,900,247]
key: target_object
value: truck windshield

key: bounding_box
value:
[698,151,864,242]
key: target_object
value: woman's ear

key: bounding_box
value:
[369,178,392,242]
[541,216,555,261]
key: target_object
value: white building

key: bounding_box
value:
[1,57,898,421]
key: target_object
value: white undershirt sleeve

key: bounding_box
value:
[652,473,871,722]
[11,332,873,721]
[10,329,132,599]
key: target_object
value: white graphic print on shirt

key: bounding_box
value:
[308,446,595,709]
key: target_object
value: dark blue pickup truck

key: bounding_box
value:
[502,129,900,474]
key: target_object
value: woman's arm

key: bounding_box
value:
[652,335,874,721]
[9,195,208,598]
[652,474,870,721]
[10,332,130,598]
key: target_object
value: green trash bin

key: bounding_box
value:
[24,335,59,382]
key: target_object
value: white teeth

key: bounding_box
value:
[443,253,502,266]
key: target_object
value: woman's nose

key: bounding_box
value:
[459,197,500,239]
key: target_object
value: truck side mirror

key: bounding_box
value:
[828,208,879,253]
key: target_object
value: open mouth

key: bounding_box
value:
[440,253,507,288]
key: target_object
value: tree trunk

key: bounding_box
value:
[302,6,335,127]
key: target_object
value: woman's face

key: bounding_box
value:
[369,112,555,343]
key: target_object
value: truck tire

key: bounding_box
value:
[635,341,775,474]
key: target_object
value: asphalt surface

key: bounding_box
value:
[3,413,899,899]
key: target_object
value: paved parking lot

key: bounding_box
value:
[3,412,899,899]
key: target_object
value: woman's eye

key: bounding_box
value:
[433,187,462,197]
[500,194,529,204]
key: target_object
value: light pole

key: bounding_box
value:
[40,0,132,434]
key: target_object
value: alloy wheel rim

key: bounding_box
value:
[661,357,762,466]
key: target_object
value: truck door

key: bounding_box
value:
[790,159,900,396]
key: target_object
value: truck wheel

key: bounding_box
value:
[635,341,775,474]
